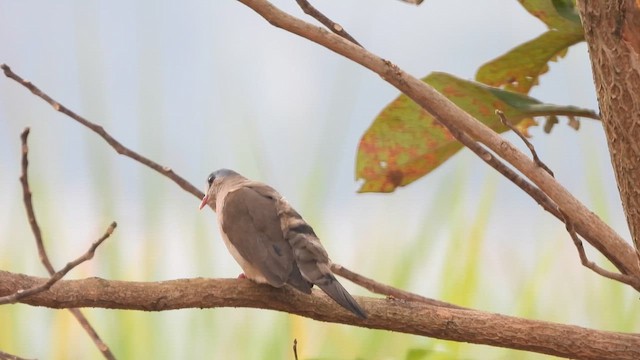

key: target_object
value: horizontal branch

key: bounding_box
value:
[1,271,638,360]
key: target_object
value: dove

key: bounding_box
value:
[199,169,366,318]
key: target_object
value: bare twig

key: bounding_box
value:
[0,350,35,360]
[1,64,203,201]
[18,128,55,272]
[331,264,466,309]
[446,123,563,220]
[13,128,118,360]
[292,339,298,360]
[496,110,554,177]
[295,0,362,47]
[559,209,640,288]
[0,222,117,305]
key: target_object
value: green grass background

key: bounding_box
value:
[0,1,638,359]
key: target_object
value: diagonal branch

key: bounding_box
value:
[235,0,640,286]
[444,119,563,220]
[14,127,117,360]
[1,64,203,201]
[1,271,638,360]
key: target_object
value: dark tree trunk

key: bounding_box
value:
[577,0,640,258]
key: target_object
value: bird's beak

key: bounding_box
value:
[199,194,209,210]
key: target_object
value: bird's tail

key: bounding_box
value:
[315,274,367,319]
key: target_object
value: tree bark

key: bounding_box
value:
[577,0,640,256]
[1,270,639,360]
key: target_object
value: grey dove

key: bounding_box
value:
[199,169,367,318]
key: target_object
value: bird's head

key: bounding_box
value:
[199,168,241,210]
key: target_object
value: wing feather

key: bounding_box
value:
[222,186,311,293]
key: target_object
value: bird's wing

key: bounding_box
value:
[221,186,311,292]
[277,197,368,318]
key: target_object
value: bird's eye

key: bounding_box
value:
[207,174,215,186]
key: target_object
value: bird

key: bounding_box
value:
[199,168,367,319]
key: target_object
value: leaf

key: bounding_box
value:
[522,0,582,31]
[356,72,598,193]
[475,0,583,93]
[551,0,582,25]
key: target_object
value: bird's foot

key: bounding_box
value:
[237,273,247,279]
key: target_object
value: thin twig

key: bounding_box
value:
[1,64,203,200]
[0,222,117,305]
[496,110,554,177]
[13,128,118,360]
[292,339,298,360]
[0,350,35,360]
[19,128,55,272]
[447,124,563,220]
[295,0,362,47]
[331,264,467,309]
[558,209,640,288]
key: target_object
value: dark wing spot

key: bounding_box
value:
[289,223,316,236]
[272,244,283,256]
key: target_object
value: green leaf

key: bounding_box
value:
[475,0,583,93]
[551,0,582,25]
[522,0,582,31]
[356,72,598,193]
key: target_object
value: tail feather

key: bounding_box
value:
[316,275,367,319]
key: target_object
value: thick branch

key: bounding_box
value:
[235,0,640,282]
[1,271,637,360]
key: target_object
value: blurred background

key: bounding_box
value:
[0,0,636,359]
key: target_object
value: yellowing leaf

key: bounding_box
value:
[476,0,583,93]
[356,72,598,193]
